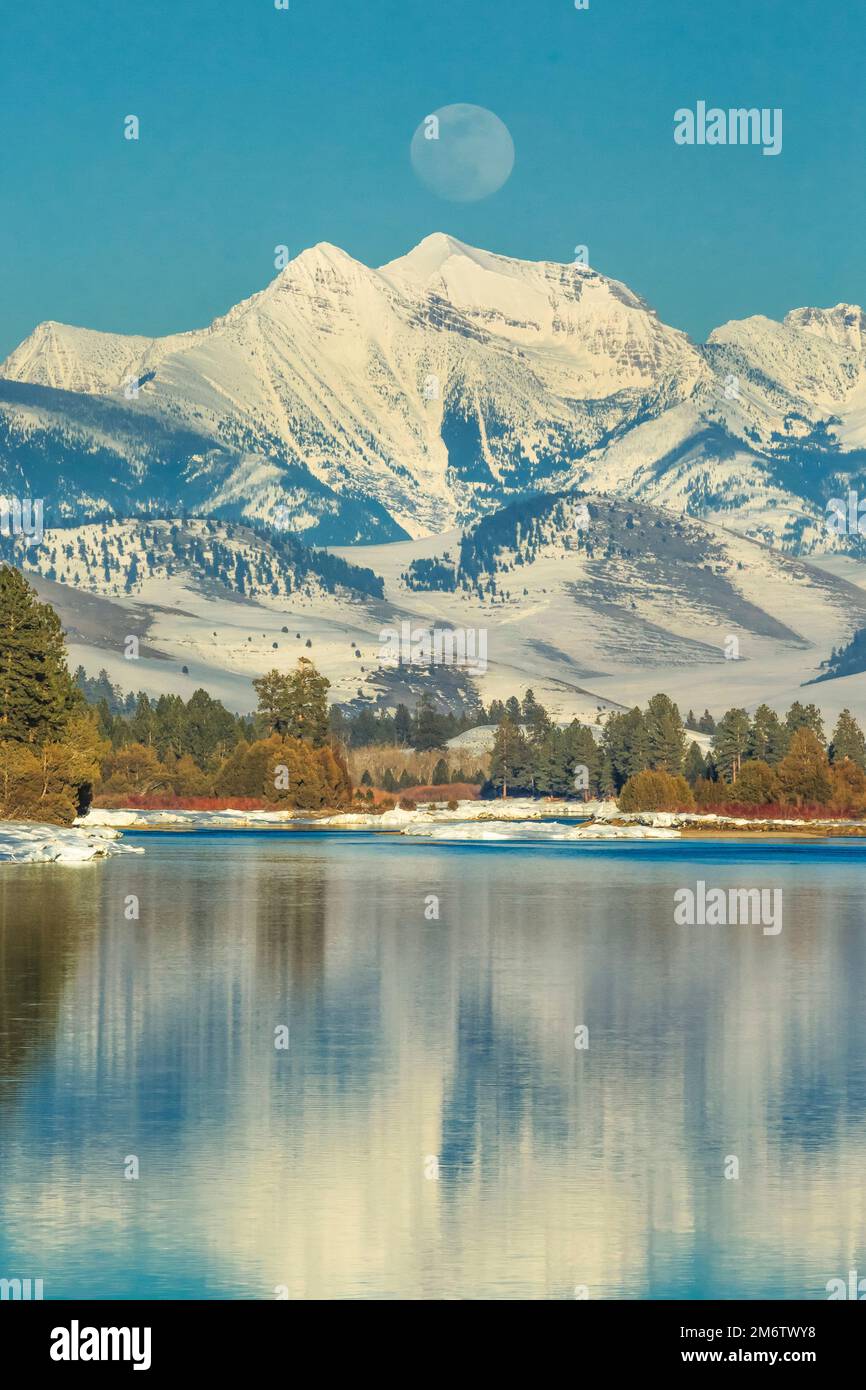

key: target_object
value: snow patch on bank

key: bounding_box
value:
[0,820,145,864]
[77,807,298,830]
[403,820,680,842]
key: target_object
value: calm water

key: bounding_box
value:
[1,830,865,1300]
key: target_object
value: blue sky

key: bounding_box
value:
[0,0,861,358]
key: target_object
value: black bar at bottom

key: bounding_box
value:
[1,1298,860,1375]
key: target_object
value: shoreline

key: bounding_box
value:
[5,799,866,863]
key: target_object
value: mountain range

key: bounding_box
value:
[4,233,866,551]
[4,234,866,723]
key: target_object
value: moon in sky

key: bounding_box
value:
[410,104,515,203]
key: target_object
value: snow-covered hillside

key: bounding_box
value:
[5,234,862,549]
[24,494,866,732]
[5,518,383,603]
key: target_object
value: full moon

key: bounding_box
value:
[410,104,515,203]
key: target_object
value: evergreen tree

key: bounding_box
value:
[184,688,239,767]
[829,709,866,768]
[697,709,716,734]
[0,565,79,744]
[286,657,330,745]
[601,707,648,791]
[644,693,686,774]
[431,758,449,786]
[563,722,602,797]
[382,767,398,793]
[413,694,448,751]
[524,697,553,743]
[129,692,157,747]
[253,659,329,744]
[154,693,188,759]
[489,716,529,798]
[712,708,751,782]
[785,701,825,746]
[683,740,707,785]
[748,704,789,765]
[349,707,380,747]
[534,727,567,796]
[394,703,412,746]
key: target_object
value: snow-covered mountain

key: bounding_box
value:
[3,234,866,549]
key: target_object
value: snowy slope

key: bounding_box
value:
[31,493,866,733]
[0,235,705,538]
[3,235,865,550]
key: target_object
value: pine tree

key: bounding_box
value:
[129,692,157,746]
[524,696,553,743]
[829,709,866,768]
[431,758,449,786]
[748,704,789,765]
[394,704,412,746]
[563,722,602,798]
[601,708,648,791]
[413,694,448,751]
[534,727,567,796]
[185,688,239,767]
[286,658,330,745]
[645,693,686,774]
[253,659,330,745]
[683,740,707,785]
[0,565,79,744]
[785,701,825,746]
[489,716,529,798]
[712,708,751,782]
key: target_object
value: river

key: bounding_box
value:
[0,831,864,1299]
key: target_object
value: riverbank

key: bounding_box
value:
[0,819,144,863]
[75,799,866,838]
[5,797,866,865]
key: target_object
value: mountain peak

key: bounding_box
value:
[378,232,510,284]
[275,242,363,278]
[784,303,865,350]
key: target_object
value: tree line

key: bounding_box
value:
[487,692,866,813]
